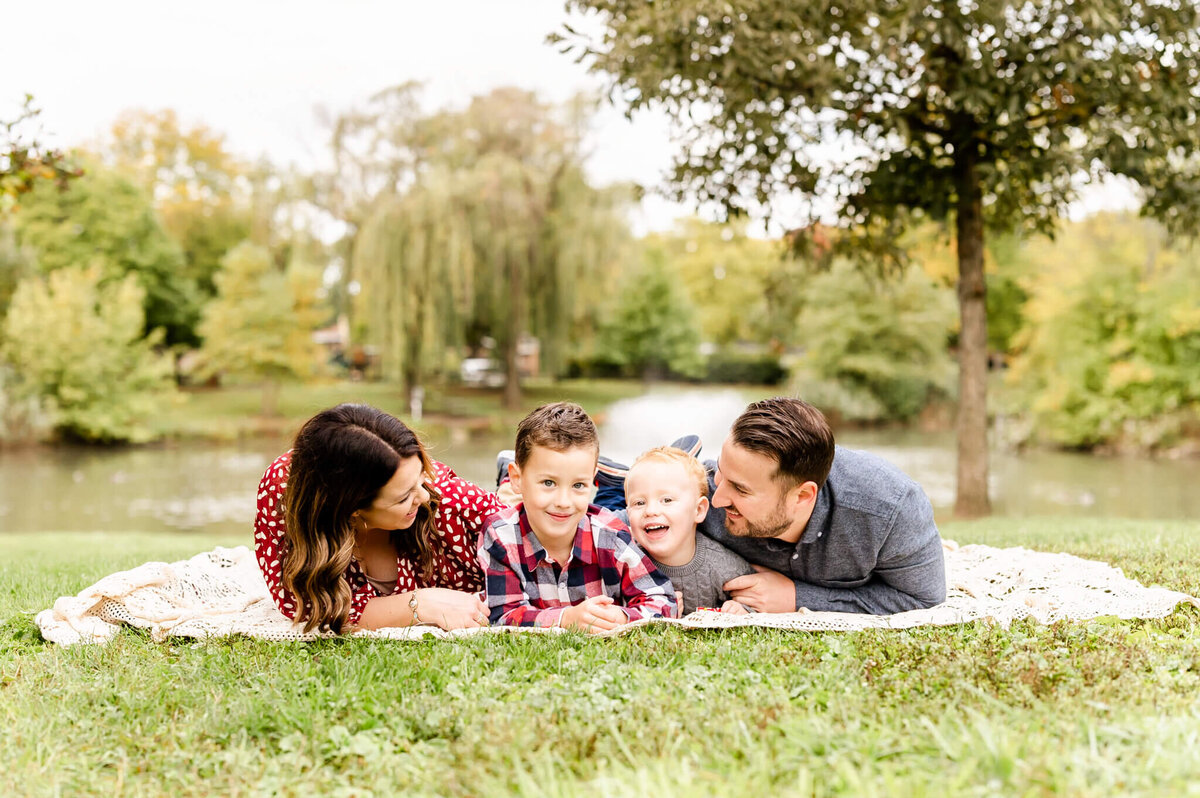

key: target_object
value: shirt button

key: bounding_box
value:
[792,553,799,560]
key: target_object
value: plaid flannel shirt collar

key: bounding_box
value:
[517,505,602,568]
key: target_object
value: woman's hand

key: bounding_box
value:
[417,588,490,630]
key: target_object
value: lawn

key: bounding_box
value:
[2,519,1198,796]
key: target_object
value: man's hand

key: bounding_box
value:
[723,565,797,613]
[719,599,749,614]
[559,595,628,633]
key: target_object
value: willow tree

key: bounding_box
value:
[354,88,631,408]
[353,169,474,399]
[436,89,632,408]
[561,0,1200,516]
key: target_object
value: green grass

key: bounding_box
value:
[149,378,653,441]
[3,520,1198,796]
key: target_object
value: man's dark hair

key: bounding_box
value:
[729,397,835,489]
[514,402,600,468]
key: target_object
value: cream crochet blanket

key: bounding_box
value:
[35,543,1198,645]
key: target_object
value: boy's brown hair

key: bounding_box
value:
[514,402,600,468]
[629,446,710,498]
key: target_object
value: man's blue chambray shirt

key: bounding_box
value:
[698,446,946,614]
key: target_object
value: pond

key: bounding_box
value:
[1,387,1195,537]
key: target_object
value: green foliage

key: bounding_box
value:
[598,251,704,379]
[12,166,201,346]
[354,170,470,393]
[3,519,1200,796]
[564,0,1200,513]
[0,219,34,319]
[791,262,956,421]
[983,232,1030,355]
[0,95,80,210]
[905,224,1029,355]
[101,109,255,298]
[563,0,1200,237]
[1007,215,1200,450]
[1,267,175,442]
[702,352,787,385]
[197,242,323,416]
[349,88,631,403]
[640,219,797,348]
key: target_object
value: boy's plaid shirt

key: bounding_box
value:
[478,503,676,627]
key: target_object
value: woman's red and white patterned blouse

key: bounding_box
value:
[253,451,505,626]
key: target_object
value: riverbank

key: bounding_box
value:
[146,378,655,442]
[3,518,1197,796]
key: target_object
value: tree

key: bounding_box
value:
[351,88,631,408]
[2,96,80,320]
[437,89,632,408]
[12,166,200,346]
[315,84,433,328]
[100,109,254,299]
[791,261,957,422]
[599,250,704,380]
[1007,213,1200,450]
[353,169,473,399]
[642,218,801,349]
[562,0,1200,516]
[1,95,80,210]
[197,242,324,417]
[2,267,175,442]
[0,220,35,320]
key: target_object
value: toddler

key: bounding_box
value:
[624,446,754,615]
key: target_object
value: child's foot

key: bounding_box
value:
[496,450,516,486]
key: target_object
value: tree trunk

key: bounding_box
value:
[502,248,523,410]
[953,148,992,517]
[503,331,521,409]
[402,300,425,412]
[261,379,281,418]
[401,362,417,410]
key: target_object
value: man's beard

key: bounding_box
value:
[725,501,792,539]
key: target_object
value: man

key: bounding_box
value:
[700,397,945,615]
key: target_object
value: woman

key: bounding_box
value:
[254,403,504,633]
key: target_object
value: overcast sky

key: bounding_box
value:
[4,0,688,228]
[5,0,1135,233]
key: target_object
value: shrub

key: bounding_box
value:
[702,353,787,385]
[789,262,957,422]
[1007,235,1200,451]
[2,267,176,442]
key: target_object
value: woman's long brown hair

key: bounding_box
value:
[281,404,440,633]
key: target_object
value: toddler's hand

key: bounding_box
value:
[560,595,628,633]
[720,599,749,615]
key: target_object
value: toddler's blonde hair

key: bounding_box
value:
[628,446,709,498]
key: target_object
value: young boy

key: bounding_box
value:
[624,446,755,616]
[478,402,677,632]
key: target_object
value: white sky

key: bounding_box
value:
[4,0,687,230]
[4,0,1135,234]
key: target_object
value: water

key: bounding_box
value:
[1,387,1196,536]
